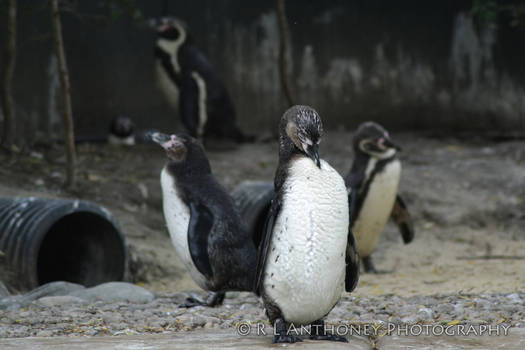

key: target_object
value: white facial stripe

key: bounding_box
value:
[191,71,207,138]
[360,139,396,159]
[157,21,186,74]
[359,139,370,153]
[368,147,396,159]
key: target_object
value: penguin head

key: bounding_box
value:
[280,105,323,168]
[353,122,401,159]
[150,132,211,175]
[109,115,135,138]
[153,17,188,43]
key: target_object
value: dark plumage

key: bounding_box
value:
[151,132,256,307]
[255,105,359,343]
[345,122,414,273]
[153,18,251,142]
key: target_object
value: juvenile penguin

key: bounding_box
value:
[151,132,256,307]
[153,17,250,142]
[345,122,414,273]
[255,105,359,343]
[108,115,135,146]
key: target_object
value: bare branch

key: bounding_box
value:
[1,0,17,151]
[50,0,77,188]
[276,0,294,107]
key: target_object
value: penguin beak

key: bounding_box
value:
[149,132,170,144]
[305,143,321,168]
[149,132,183,151]
[148,17,171,32]
[378,137,402,152]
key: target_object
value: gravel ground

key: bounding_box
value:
[1,131,524,342]
[1,291,523,338]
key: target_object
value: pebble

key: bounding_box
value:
[36,296,87,307]
[69,282,154,303]
[0,289,522,338]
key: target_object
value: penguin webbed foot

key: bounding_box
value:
[179,296,205,308]
[362,256,392,274]
[309,334,348,342]
[179,292,225,308]
[273,334,303,343]
[309,319,348,343]
[205,291,225,306]
[272,318,303,344]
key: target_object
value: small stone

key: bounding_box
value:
[35,295,86,307]
[0,281,10,297]
[21,281,85,303]
[70,282,154,303]
[35,329,54,337]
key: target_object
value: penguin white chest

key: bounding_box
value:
[264,158,349,325]
[160,168,208,289]
[353,159,401,257]
[155,61,180,112]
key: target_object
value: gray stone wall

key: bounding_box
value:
[1,0,524,144]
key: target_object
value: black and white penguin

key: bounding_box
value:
[255,105,359,343]
[151,132,256,307]
[345,122,414,273]
[108,115,135,145]
[153,17,250,142]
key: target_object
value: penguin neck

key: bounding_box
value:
[346,151,370,189]
[275,136,305,190]
[165,158,211,183]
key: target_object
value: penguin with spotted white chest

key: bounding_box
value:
[345,122,415,273]
[153,17,250,143]
[151,132,256,307]
[255,105,359,343]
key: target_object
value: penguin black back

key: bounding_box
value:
[153,18,251,143]
[345,122,414,273]
[151,132,257,298]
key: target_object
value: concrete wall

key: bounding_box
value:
[1,0,525,144]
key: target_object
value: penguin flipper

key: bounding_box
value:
[346,188,360,292]
[348,186,358,222]
[254,195,281,294]
[179,73,200,137]
[188,201,214,278]
[391,194,415,244]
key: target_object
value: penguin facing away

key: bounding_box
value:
[153,17,251,143]
[108,115,136,146]
[151,132,257,307]
[345,122,414,273]
[255,105,359,343]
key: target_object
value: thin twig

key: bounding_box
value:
[1,0,17,150]
[276,0,294,107]
[50,0,77,188]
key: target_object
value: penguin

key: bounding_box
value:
[255,105,359,343]
[345,122,414,273]
[153,17,251,143]
[151,132,256,307]
[108,115,135,146]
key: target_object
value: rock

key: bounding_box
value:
[35,329,54,337]
[70,282,154,303]
[417,307,434,320]
[35,296,86,307]
[20,281,85,303]
[0,294,25,311]
[0,281,9,297]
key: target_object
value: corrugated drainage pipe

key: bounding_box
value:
[230,181,274,247]
[0,197,127,290]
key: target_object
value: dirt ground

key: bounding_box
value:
[1,130,524,297]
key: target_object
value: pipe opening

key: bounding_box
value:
[36,212,126,287]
